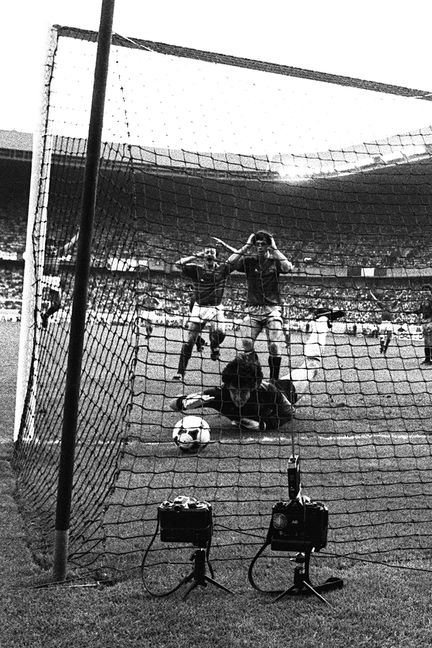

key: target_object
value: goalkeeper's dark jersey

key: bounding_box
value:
[234,256,284,306]
[182,263,232,306]
[201,379,297,429]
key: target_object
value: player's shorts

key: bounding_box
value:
[378,321,393,338]
[244,305,284,334]
[189,303,225,327]
[247,305,283,327]
[42,275,61,292]
[422,321,432,346]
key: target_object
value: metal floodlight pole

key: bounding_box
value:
[52,0,115,582]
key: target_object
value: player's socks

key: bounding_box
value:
[210,347,220,361]
[421,347,432,365]
[209,331,225,360]
[175,342,193,377]
[268,355,281,381]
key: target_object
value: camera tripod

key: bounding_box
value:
[179,548,235,600]
[273,546,343,607]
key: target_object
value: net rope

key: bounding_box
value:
[12,26,432,582]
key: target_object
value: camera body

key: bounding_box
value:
[158,496,213,547]
[267,498,328,552]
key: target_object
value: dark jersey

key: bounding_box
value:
[234,257,284,306]
[375,299,398,322]
[419,298,432,322]
[178,379,296,429]
[182,263,232,306]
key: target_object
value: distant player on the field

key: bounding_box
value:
[223,230,294,382]
[141,293,161,340]
[369,288,401,356]
[41,229,79,328]
[170,309,345,431]
[415,284,432,366]
[172,246,234,381]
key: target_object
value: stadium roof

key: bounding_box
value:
[0,130,32,152]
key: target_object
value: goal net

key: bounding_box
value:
[13,25,432,583]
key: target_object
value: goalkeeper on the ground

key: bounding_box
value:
[170,309,345,431]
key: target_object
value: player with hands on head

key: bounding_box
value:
[172,245,234,381]
[170,310,344,431]
[224,230,294,382]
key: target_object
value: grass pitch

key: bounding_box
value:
[3,320,432,648]
[12,318,432,585]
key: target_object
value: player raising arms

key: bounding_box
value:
[415,284,432,366]
[223,230,294,382]
[369,288,402,356]
[170,310,344,431]
[41,228,80,328]
[172,246,234,381]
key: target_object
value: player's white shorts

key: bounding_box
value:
[247,304,283,326]
[189,303,225,327]
[42,275,61,292]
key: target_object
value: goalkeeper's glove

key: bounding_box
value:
[180,392,215,411]
[238,418,265,432]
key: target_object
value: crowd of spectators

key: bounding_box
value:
[1,259,429,329]
[2,200,432,271]
[1,200,431,324]
[0,267,23,311]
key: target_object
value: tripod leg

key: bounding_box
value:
[182,579,200,601]
[272,585,297,603]
[204,575,235,595]
[301,579,334,608]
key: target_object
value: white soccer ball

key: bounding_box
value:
[172,416,211,452]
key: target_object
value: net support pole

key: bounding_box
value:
[52,0,115,582]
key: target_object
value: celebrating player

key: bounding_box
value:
[369,288,401,356]
[141,292,161,340]
[224,230,294,382]
[172,246,234,381]
[41,229,80,328]
[415,285,432,366]
[170,310,345,431]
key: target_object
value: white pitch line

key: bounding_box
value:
[28,432,431,447]
[220,432,431,443]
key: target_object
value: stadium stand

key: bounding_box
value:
[1,128,432,326]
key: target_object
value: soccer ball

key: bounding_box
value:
[172,416,211,452]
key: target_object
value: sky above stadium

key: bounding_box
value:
[2,0,432,155]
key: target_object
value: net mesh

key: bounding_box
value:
[13,26,432,580]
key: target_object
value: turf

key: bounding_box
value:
[3,320,432,647]
[11,317,432,581]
